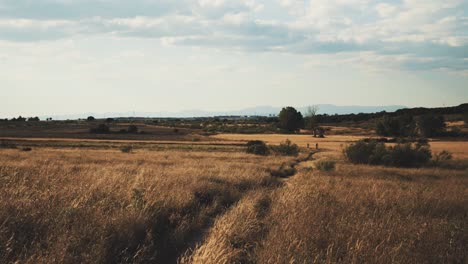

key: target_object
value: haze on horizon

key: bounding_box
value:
[1,0,467,118]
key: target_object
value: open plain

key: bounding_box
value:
[1,125,467,263]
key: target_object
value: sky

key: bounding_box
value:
[1,0,467,117]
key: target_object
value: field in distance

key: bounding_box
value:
[0,120,467,263]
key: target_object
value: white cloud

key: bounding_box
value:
[0,0,466,73]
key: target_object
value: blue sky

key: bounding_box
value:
[1,0,467,117]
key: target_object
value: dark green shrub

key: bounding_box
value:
[376,115,416,137]
[271,139,299,156]
[418,115,446,137]
[0,140,17,149]
[381,143,431,167]
[315,159,336,172]
[344,139,432,167]
[432,150,453,165]
[343,140,381,164]
[246,140,269,155]
[120,146,133,153]
[270,164,296,178]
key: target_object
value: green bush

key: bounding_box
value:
[271,139,299,156]
[344,139,432,168]
[270,163,296,178]
[0,140,17,149]
[432,150,453,166]
[120,145,133,153]
[246,140,269,155]
[315,159,336,172]
[343,140,381,164]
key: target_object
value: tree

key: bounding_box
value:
[418,115,445,138]
[87,116,95,121]
[376,115,416,137]
[27,117,40,122]
[463,112,468,127]
[278,107,304,133]
[304,105,325,137]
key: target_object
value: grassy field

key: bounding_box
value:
[0,133,467,263]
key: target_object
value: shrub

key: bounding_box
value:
[315,159,336,172]
[246,140,269,155]
[120,146,133,153]
[464,112,468,127]
[90,124,110,134]
[127,125,139,134]
[344,139,432,167]
[343,140,381,164]
[432,150,453,164]
[270,163,296,178]
[0,140,17,149]
[382,143,431,167]
[271,139,299,156]
[418,115,446,138]
[376,115,416,137]
[21,147,32,152]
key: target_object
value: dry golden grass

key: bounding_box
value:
[1,134,467,264]
[0,148,290,263]
[254,164,467,263]
[185,162,468,264]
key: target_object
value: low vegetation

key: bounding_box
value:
[271,139,300,156]
[315,159,336,172]
[89,123,110,134]
[1,107,467,263]
[344,139,433,167]
[246,140,269,155]
[0,148,290,263]
[120,145,133,153]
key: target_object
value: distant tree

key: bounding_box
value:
[106,118,115,123]
[27,117,40,122]
[87,116,95,121]
[463,112,468,127]
[418,115,445,138]
[12,116,26,122]
[304,105,325,137]
[278,107,304,133]
[376,115,416,137]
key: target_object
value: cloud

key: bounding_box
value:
[0,0,466,73]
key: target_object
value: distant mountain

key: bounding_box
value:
[38,104,407,120]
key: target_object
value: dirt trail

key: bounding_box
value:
[175,150,317,263]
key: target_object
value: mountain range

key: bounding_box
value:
[40,104,407,120]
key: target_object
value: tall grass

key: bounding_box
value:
[184,163,467,263]
[0,148,289,263]
[1,145,467,263]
